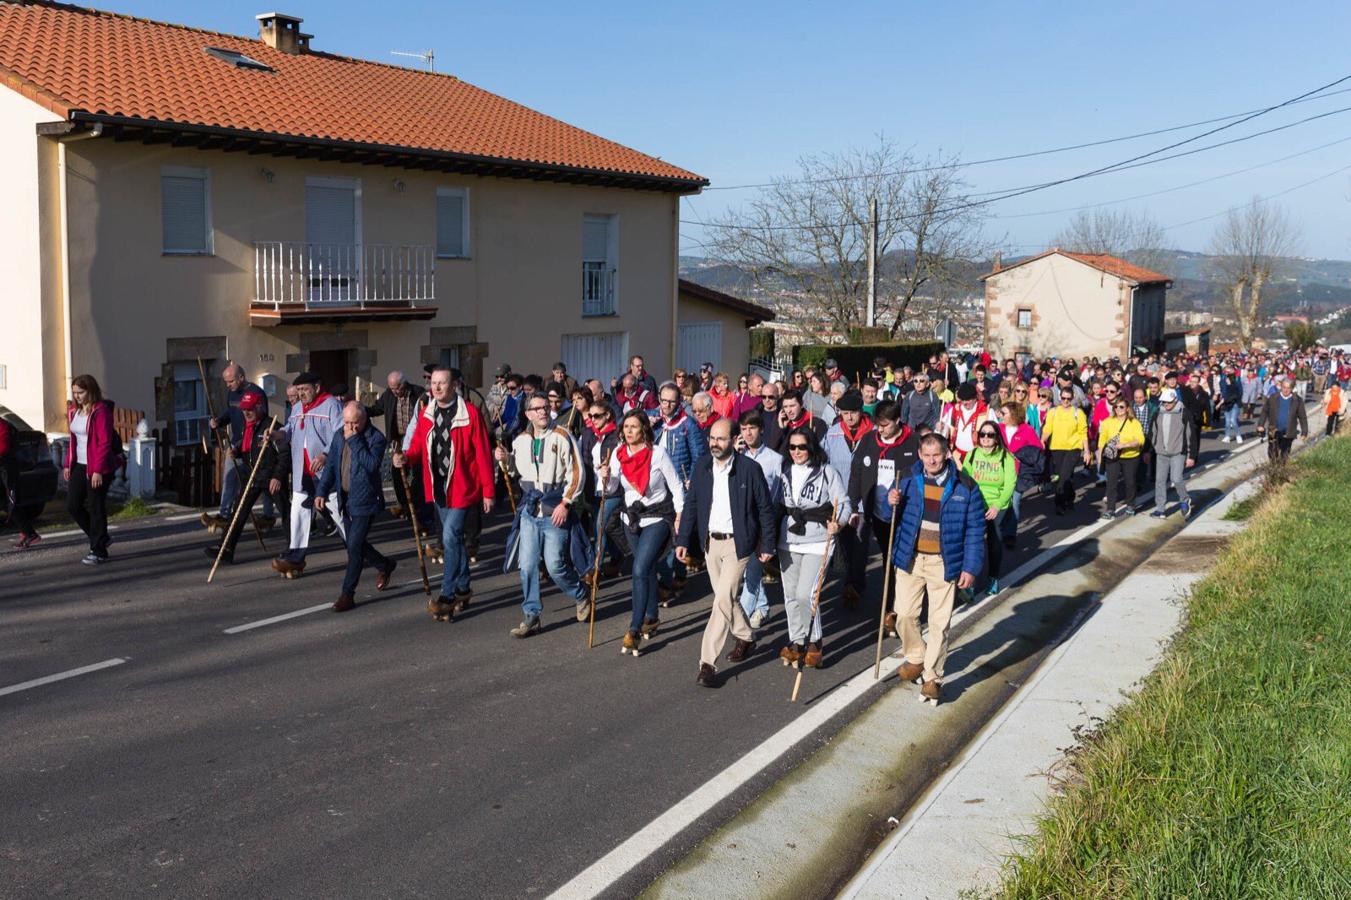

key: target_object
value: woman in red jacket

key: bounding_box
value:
[65,374,118,565]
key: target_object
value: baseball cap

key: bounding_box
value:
[823,358,839,369]
[495,363,512,378]
[1160,388,1178,403]
[239,391,263,411]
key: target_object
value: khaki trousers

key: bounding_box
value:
[699,537,752,668]
[893,552,956,683]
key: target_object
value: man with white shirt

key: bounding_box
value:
[676,418,777,689]
[735,409,783,628]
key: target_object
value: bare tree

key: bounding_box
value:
[1052,208,1170,275]
[707,138,987,342]
[1209,199,1298,350]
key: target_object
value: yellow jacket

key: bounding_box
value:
[1042,405,1087,451]
[1097,416,1144,459]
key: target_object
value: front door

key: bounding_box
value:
[305,178,360,303]
[308,350,351,398]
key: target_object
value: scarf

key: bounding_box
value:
[431,398,458,501]
[698,411,721,432]
[616,442,653,496]
[839,415,874,447]
[874,425,911,453]
[241,418,257,453]
[662,409,687,430]
[589,419,617,439]
[785,410,811,431]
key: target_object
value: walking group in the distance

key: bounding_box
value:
[10,345,1342,707]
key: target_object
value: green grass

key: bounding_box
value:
[110,496,158,520]
[1221,495,1260,521]
[994,435,1351,899]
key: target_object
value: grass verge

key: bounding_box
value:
[994,435,1351,899]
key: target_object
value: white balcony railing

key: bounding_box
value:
[582,260,616,316]
[253,242,436,309]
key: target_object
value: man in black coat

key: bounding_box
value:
[369,370,425,517]
[676,417,777,689]
[204,392,288,565]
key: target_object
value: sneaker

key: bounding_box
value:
[575,597,592,622]
[82,553,108,566]
[1099,510,1115,521]
[1150,510,1168,519]
[510,616,541,638]
[1235,435,1244,444]
[1122,507,1136,516]
[749,608,767,629]
[987,578,1000,596]
[1220,436,1232,443]
[1179,500,1192,518]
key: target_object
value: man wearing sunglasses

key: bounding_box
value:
[900,373,941,432]
[1042,386,1089,515]
[756,382,784,451]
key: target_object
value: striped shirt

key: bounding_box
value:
[917,470,947,554]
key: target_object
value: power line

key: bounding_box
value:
[1161,161,1351,231]
[701,84,1351,192]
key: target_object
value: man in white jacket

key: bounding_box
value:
[273,372,345,577]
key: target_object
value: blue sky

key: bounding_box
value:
[117,1,1351,258]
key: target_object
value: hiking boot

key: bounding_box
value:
[203,544,234,565]
[658,584,677,608]
[842,584,861,610]
[621,630,641,657]
[920,679,941,706]
[452,590,472,614]
[271,556,304,579]
[883,611,898,637]
[510,616,541,638]
[727,639,756,663]
[696,663,720,688]
[897,661,924,683]
[332,594,355,613]
[576,597,592,622]
[779,644,801,667]
[375,561,397,591]
[803,643,823,669]
[428,595,454,622]
[640,617,661,638]
[199,512,225,531]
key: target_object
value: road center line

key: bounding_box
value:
[0,658,129,698]
[223,603,333,634]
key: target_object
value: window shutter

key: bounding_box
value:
[162,174,208,253]
[583,217,610,263]
[436,190,466,257]
[305,184,357,246]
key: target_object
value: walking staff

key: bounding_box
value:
[198,357,268,551]
[587,444,615,649]
[207,415,278,583]
[791,501,838,703]
[399,465,431,597]
[872,469,902,680]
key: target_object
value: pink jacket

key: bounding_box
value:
[66,400,119,475]
[1001,422,1043,458]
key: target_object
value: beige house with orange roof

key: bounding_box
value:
[981,249,1172,363]
[0,2,706,439]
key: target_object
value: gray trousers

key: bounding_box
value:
[778,548,825,644]
[1154,453,1190,512]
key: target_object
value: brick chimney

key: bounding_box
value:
[991,251,1002,274]
[256,12,311,54]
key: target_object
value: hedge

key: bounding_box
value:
[792,340,946,381]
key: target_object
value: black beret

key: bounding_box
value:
[836,391,864,412]
[293,372,320,387]
[957,382,978,401]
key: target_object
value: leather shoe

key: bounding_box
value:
[332,594,355,613]
[696,663,720,688]
[727,638,756,663]
[376,561,397,591]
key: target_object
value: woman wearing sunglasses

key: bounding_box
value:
[777,425,850,668]
[961,424,1017,596]
[1097,399,1145,518]
[579,400,625,583]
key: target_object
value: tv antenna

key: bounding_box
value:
[391,49,435,71]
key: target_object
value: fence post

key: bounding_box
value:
[127,418,157,499]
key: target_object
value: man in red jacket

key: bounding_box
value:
[396,366,495,621]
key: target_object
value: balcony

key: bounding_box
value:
[250,241,439,326]
[582,261,616,317]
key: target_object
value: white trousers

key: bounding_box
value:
[289,489,345,552]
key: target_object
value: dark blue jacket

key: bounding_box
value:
[676,452,776,561]
[653,413,706,482]
[889,459,987,581]
[316,425,387,518]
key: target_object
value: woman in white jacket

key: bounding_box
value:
[778,425,850,669]
[599,410,685,656]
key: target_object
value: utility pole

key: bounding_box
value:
[866,195,878,328]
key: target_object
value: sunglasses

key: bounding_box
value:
[787,443,810,451]
[1113,404,1127,410]
[978,431,998,439]
[1060,395,1073,400]
[587,412,609,420]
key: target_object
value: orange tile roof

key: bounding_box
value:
[982,248,1171,284]
[0,1,706,189]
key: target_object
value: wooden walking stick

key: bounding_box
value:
[399,463,431,597]
[208,416,277,583]
[198,357,268,552]
[873,470,903,680]
[792,501,840,703]
[495,437,517,514]
[587,446,615,649]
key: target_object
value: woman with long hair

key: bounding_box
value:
[777,424,849,669]
[65,374,118,565]
[1028,386,1053,437]
[709,372,736,420]
[1097,397,1145,518]
[599,409,684,656]
[996,402,1043,550]
[962,421,1017,595]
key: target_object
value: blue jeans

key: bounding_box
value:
[341,512,392,597]
[629,521,670,633]
[1000,489,1022,542]
[1223,404,1240,439]
[437,505,471,597]
[518,512,586,618]
[739,553,770,618]
[220,461,276,518]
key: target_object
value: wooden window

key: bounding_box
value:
[161,166,212,255]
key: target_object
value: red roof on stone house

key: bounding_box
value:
[981,249,1171,285]
[0,1,706,190]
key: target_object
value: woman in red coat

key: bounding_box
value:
[65,374,118,565]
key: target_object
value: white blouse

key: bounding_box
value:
[70,410,90,465]
[606,444,685,528]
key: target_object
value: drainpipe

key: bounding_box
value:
[670,196,680,374]
[57,123,104,400]
[1126,285,1138,357]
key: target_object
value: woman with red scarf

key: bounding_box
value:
[772,389,827,454]
[579,398,625,582]
[598,410,684,656]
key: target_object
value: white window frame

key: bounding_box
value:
[1017,308,1033,329]
[582,213,618,317]
[436,186,471,259]
[161,165,214,255]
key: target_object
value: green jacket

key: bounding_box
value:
[962,447,1017,511]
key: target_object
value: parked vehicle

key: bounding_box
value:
[0,407,58,527]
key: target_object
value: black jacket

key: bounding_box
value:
[771,416,827,454]
[1257,392,1309,437]
[847,428,921,522]
[369,384,426,443]
[676,452,777,561]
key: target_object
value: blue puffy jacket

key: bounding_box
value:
[653,413,706,482]
[315,426,388,518]
[889,459,987,582]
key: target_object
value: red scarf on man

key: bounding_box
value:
[875,424,912,454]
[785,410,812,431]
[616,442,652,495]
[241,419,257,453]
[299,392,332,475]
[698,411,721,432]
[839,415,874,446]
[662,409,687,430]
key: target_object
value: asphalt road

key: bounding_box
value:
[0,426,1253,898]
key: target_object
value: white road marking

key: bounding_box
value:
[223,604,332,634]
[0,658,128,698]
[166,512,207,522]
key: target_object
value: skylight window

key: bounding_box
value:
[205,47,274,72]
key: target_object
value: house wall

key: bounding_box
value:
[52,135,682,429]
[676,291,754,376]
[0,89,58,429]
[984,254,1135,361]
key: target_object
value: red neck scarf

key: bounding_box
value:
[663,409,687,429]
[785,410,811,430]
[242,418,257,453]
[617,442,653,495]
[698,411,721,432]
[875,424,911,453]
[840,415,874,445]
[590,419,617,439]
[298,392,331,430]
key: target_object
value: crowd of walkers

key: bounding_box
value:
[7,344,1344,705]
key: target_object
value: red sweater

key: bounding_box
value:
[404,398,496,508]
